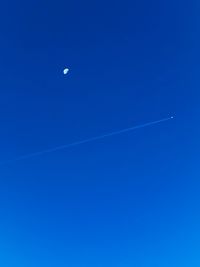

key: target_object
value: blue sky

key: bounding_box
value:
[0,0,200,266]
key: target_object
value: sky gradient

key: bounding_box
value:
[0,0,200,266]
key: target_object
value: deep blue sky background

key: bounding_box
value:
[0,0,200,266]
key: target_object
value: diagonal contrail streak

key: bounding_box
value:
[1,116,173,165]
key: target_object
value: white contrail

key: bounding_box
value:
[0,116,173,165]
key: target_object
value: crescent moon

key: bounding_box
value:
[63,68,69,75]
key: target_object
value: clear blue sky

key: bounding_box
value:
[0,0,200,266]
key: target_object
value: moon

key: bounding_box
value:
[63,68,69,75]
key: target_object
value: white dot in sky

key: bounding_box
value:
[63,68,69,75]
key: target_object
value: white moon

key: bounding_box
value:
[63,68,69,75]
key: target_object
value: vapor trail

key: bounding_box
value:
[1,116,173,165]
